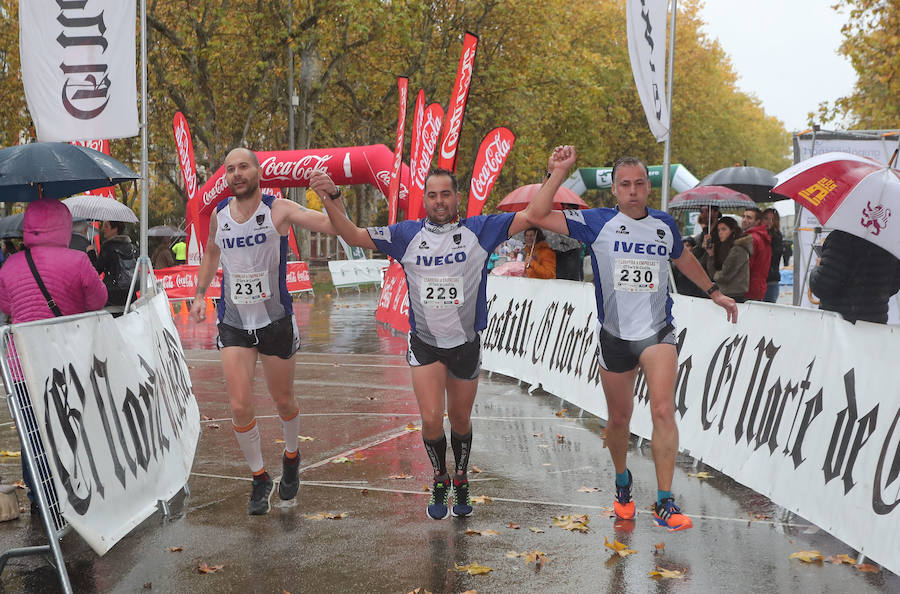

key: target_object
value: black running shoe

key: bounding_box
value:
[427,475,451,520]
[248,472,274,515]
[279,452,300,500]
[451,476,473,517]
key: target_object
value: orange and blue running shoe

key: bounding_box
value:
[613,469,635,520]
[654,497,693,532]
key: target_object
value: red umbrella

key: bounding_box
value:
[669,185,756,211]
[496,183,588,212]
[772,151,900,259]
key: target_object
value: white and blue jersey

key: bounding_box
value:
[369,213,514,348]
[214,194,292,330]
[564,207,683,341]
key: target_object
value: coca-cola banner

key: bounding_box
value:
[388,77,409,226]
[408,103,445,220]
[70,140,115,198]
[20,0,138,142]
[467,127,515,217]
[172,112,203,264]
[374,261,410,334]
[155,262,312,300]
[407,90,427,220]
[438,32,478,173]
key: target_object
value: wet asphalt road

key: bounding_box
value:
[0,291,896,593]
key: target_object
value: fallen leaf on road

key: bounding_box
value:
[201,415,212,421]
[465,529,500,536]
[525,550,549,566]
[198,562,224,574]
[0,450,21,457]
[472,465,483,473]
[599,507,616,519]
[352,452,367,460]
[167,546,183,552]
[825,554,855,565]
[648,566,685,579]
[422,484,431,492]
[604,537,637,557]
[789,550,823,563]
[207,423,220,430]
[533,432,544,438]
[750,513,771,521]
[143,582,152,589]
[577,486,600,493]
[856,563,880,573]
[471,495,493,504]
[687,471,712,480]
[13,480,25,489]
[360,488,368,496]
[405,423,421,432]
[390,473,413,479]
[555,409,567,417]
[528,527,544,533]
[508,522,520,529]
[556,434,565,443]
[553,514,590,533]
[332,457,352,464]
[654,542,665,552]
[298,435,315,442]
[274,439,285,444]
[451,562,493,576]
[406,589,432,594]
[304,512,348,520]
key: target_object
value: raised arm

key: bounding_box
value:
[190,215,222,322]
[311,171,377,250]
[672,248,739,323]
[518,145,578,236]
[272,197,338,235]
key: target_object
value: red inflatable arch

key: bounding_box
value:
[191,145,410,248]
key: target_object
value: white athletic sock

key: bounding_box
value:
[233,419,264,474]
[280,409,300,455]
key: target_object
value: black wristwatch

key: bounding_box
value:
[546,171,552,179]
[328,188,342,200]
[706,282,720,296]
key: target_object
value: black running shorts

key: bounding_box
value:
[596,324,676,373]
[216,315,300,359]
[406,333,482,380]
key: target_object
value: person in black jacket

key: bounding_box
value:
[87,220,138,314]
[809,230,900,324]
[763,208,785,303]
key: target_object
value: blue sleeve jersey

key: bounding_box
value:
[564,207,684,341]
[368,212,515,348]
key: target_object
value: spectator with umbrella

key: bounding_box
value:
[523,227,556,279]
[740,207,772,301]
[87,220,138,315]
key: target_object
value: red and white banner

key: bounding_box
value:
[438,32,478,173]
[388,77,409,226]
[172,112,203,264]
[70,140,115,198]
[155,262,312,300]
[467,127,515,217]
[20,0,139,142]
[627,0,670,142]
[374,261,410,334]
[407,90,427,220]
[408,103,445,220]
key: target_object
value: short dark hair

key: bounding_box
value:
[108,221,126,235]
[611,156,649,183]
[425,168,458,193]
[744,206,762,220]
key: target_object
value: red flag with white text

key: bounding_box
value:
[172,112,204,264]
[406,90,426,220]
[388,77,409,225]
[438,32,478,173]
[408,103,445,220]
[466,127,515,218]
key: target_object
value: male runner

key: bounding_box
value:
[190,148,338,515]
[530,146,738,531]
[314,168,534,519]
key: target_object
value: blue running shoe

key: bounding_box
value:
[427,475,451,520]
[451,476,473,517]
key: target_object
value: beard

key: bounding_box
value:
[228,174,260,200]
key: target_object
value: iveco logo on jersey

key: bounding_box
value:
[613,240,668,256]
[223,234,267,249]
[415,252,468,266]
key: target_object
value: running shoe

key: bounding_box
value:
[248,473,274,515]
[614,469,635,520]
[278,452,300,500]
[451,476,473,517]
[427,475,451,520]
[653,497,693,532]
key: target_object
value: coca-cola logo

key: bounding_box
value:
[260,154,332,183]
[72,139,105,153]
[174,118,197,199]
[413,110,443,189]
[202,174,229,207]
[470,130,512,203]
[160,276,175,289]
[440,47,474,160]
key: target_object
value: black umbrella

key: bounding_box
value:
[699,166,777,203]
[147,225,186,238]
[0,142,139,202]
[0,213,24,238]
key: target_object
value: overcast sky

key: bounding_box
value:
[696,1,858,132]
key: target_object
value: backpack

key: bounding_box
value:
[104,241,138,304]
